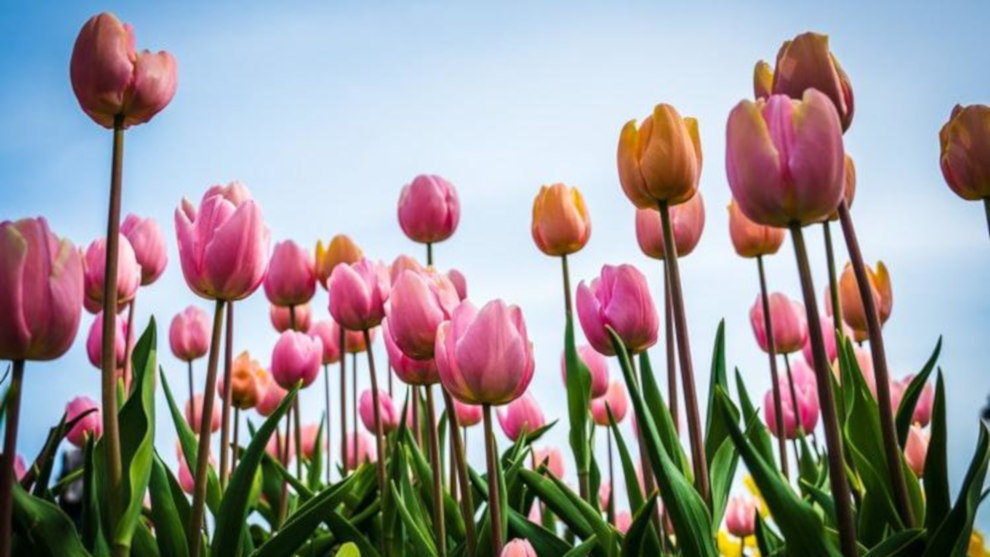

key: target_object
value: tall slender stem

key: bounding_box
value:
[606,427,615,524]
[293,400,303,479]
[756,256,789,478]
[782,355,802,438]
[352,353,358,475]
[836,201,914,528]
[442,389,476,555]
[219,302,234,488]
[560,253,574,316]
[657,201,709,503]
[123,298,136,394]
[324,363,332,484]
[187,360,195,407]
[425,387,446,555]
[412,386,422,447]
[426,242,434,266]
[482,405,503,555]
[339,327,347,474]
[0,359,24,557]
[101,115,126,556]
[232,407,240,474]
[789,224,857,557]
[823,222,844,345]
[278,407,291,525]
[188,299,227,557]
[363,328,388,555]
[662,262,678,431]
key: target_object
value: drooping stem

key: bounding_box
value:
[425,386,446,555]
[232,407,241,474]
[606,427,615,524]
[662,262,678,432]
[482,404,504,555]
[788,224,857,557]
[123,298,136,394]
[657,200,709,504]
[324,363,332,484]
[0,359,24,557]
[187,360,195,407]
[756,256,789,478]
[219,302,234,488]
[363,328,388,555]
[441,388,476,555]
[188,299,227,557]
[339,327,347,474]
[836,201,914,528]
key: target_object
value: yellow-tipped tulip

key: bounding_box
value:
[838,261,892,341]
[617,103,702,209]
[753,60,773,100]
[531,183,591,256]
[315,234,363,288]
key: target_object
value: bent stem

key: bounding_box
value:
[836,201,914,528]
[219,302,234,488]
[657,200,709,504]
[425,386,446,555]
[442,388,476,555]
[482,404,504,555]
[0,359,24,557]
[363,328,388,555]
[756,255,789,478]
[789,224,857,557]
[663,262,678,432]
[188,298,227,557]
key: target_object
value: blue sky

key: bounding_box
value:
[2,0,989,532]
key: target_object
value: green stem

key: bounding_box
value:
[0,360,24,557]
[425,387,446,555]
[123,298,136,394]
[442,388,476,555]
[324,363,332,484]
[756,256,789,479]
[219,302,234,489]
[663,262,678,432]
[363,328,388,556]
[606,427,615,525]
[482,405,503,555]
[339,327,347,474]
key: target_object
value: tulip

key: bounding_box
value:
[383,320,439,385]
[178,449,197,494]
[615,511,632,534]
[299,423,325,460]
[82,235,141,313]
[753,60,773,100]
[270,302,312,333]
[727,199,785,258]
[359,389,400,434]
[69,13,177,129]
[532,447,565,479]
[771,31,854,131]
[344,430,377,469]
[120,214,167,285]
[635,192,705,259]
[186,394,221,434]
[803,315,851,368]
[218,351,265,409]
[749,293,807,354]
[617,104,702,208]
[725,90,846,227]
[826,154,857,221]
[501,539,537,557]
[389,255,425,284]
[86,312,129,370]
[905,425,929,477]
[64,396,102,447]
[576,264,659,356]
[435,300,535,406]
[598,483,611,511]
[266,432,295,465]
[846,346,878,395]
[725,495,757,538]
[315,235,363,288]
[0,218,84,361]
[169,306,211,362]
[763,361,819,439]
[531,183,592,256]
[386,268,460,360]
[453,399,483,427]
[590,379,628,426]
[174,181,270,301]
[397,174,460,244]
[308,320,342,365]
[256,380,287,417]
[328,259,391,331]
[907,375,934,427]
[447,269,468,300]
[11,456,25,483]
[343,326,375,354]
[838,261,892,341]
[940,104,990,203]
[562,345,609,398]
[264,240,316,307]
[496,393,545,441]
[271,331,322,390]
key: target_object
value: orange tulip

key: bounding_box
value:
[531,183,591,256]
[617,104,702,209]
[939,104,990,201]
[315,235,363,288]
[727,199,785,258]
[838,261,892,341]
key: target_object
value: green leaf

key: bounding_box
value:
[620,494,658,557]
[536,469,617,554]
[253,475,356,557]
[506,507,571,556]
[895,338,940,445]
[704,320,732,466]
[863,529,924,556]
[81,436,109,556]
[148,454,189,557]
[563,313,593,493]
[754,512,782,557]
[734,368,774,465]
[11,482,91,556]
[563,534,598,557]
[325,507,382,557]
[924,372,950,534]
[306,414,326,492]
[29,409,94,497]
[336,542,362,557]
[391,482,439,557]
[638,350,691,480]
[606,407,644,512]
[517,469,594,540]
[708,438,739,533]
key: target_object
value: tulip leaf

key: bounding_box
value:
[754,512,783,557]
[895,338,940,445]
[391,482,439,557]
[324,506,382,557]
[27,409,94,498]
[704,320,733,465]
[638,350,691,480]
[253,475,355,557]
[606,406,644,512]
[733,368,774,466]
[708,437,739,533]
[11,482,90,556]
[306,414,325,492]
[863,528,924,556]
[619,493,657,557]
[506,507,572,556]
[517,469,594,540]
[401,428,466,540]
[148,453,189,557]
[563,313,593,495]
[924,371,950,534]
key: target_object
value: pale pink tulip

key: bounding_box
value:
[383,320,439,386]
[453,399,483,427]
[562,344,610,398]
[386,268,460,360]
[308,320,342,365]
[446,269,468,301]
[360,389,400,434]
[345,430,377,469]
[186,394,221,434]
[497,393,545,441]
[750,293,807,354]
[725,494,757,538]
[501,539,537,557]
[591,379,629,426]
[389,255,424,285]
[576,264,658,356]
[764,360,819,439]
[82,234,140,313]
[120,214,167,285]
[264,240,316,307]
[256,380,287,417]
[86,311,129,369]
[328,259,391,331]
[905,425,929,477]
[64,396,102,447]
[635,192,705,259]
[169,305,210,362]
[533,446,565,479]
[270,302,312,333]
[300,423,325,460]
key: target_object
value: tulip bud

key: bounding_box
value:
[389,255,424,285]
[315,235,363,288]
[186,394,221,434]
[256,379,286,417]
[838,261,892,341]
[615,512,632,534]
[531,183,592,256]
[0,218,84,361]
[120,214,167,286]
[725,494,758,538]
[905,425,929,477]
[86,311,130,369]
[561,345,609,398]
[590,379,628,426]
[270,331,322,390]
[749,293,807,354]
[500,539,537,557]
[270,302,312,333]
[763,360,819,439]
[446,269,468,300]
[328,259,391,331]
[218,351,265,409]
[177,447,197,494]
[895,374,934,427]
[264,240,317,307]
[344,430,377,469]
[386,268,460,360]
[618,104,702,209]
[308,320,342,365]
[383,320,439,386]
[635,192,705,259]
[453,399,483,427]
[727,199,785,258]
[65,396,102,447]
[69,13,177,129]
[532,446,566,479]
[940,104,990,201]
[598,483,611,511]
[496,392,545,441]
[802,314,850,368]
[753,61,773,100]
[771,31,854,131]
[82,235,141,313]
[398,174,460,244]
[169,305,210,362]
[266,431,294,465]
[299,423,325,460]
[576,264,659,356]
[359,389,400,434]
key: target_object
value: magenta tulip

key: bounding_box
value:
[360,389,400,434]
[86,312,129,369]
[264,240,316,307]
[496,393,545,441]
[501,539,537,557]
[453,399,483,427]
[383,320,439,385]
[397,174,460,244]
[386,268,460,360]
[169,305,211,362]
[308,320,342,365]
[327,258,391,331]
[82,234,140,313]
[447,268,468,301]
[120,214,167,286]
[635,192,705,259]
[64,396,102,447]
[749,292,807,354]
[562,344,610,398]
[725,495,757,538]
[591,379,628,426]
[186,394,221,434]
[270,330,322,390]
[576,264,659,356]
[270,302,312,332]
[763,360,819,439]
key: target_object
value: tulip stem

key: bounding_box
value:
[412,386,422,447]
[426,242,434,266]
[352,353,358,475]
[101,115,126,557]
[123,298,136,394]
[188,298,226,557]
[339,327,347,476]
[823,222,845,348]
[836,201,914,528]
[278,410,291,524]
[293,399,303,480]
[561,254,591,503]
[756,255,789,478]
[219,302,234,489]
[323,363,332,484]
[657,200,709,504]
[441,388,476,555]
[606,427,615,524]
[560,253,574,317]
[781,355,803,440]
[0,359,24,557]
[788,224,857,557]
[424,386,447,555]
[232,407,241,474]
[363,328,389,556]
[482,404,504,555]
[662,262,678,432]
[187,360,195,409]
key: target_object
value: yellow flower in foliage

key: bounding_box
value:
[742,475,770,518]
[717,530,759,557]
[971,529,989,557]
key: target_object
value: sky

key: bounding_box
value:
[2,0,989,534]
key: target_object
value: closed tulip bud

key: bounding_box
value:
[905,425,929,477]
[120,214,167,285]
[175,182,270,301]
[496,392,545,441]
[86,312,129,369]
[533,446,566,479]
[386,268,460,360]
[750,293,807,354]
[576,264,659,356]
[177,448,196,494]
[838,261,892,340]
[726,90,846,227]
[186,394,221,434]
[69,13,177,129]
[299,423,325,460]
[753,61,773,100]
[827,154,857,221]
[435,300,535,406]
[328,259,391,331]
[256,379,286,417]
[940,104,990,201]
[389,255,424,285]
[218,351,265,409]
[727,199,785,258]
[344,430,377,468]
[500,539,537,557]
[270,330,322,390]
[270,302,312,333]
[82,235,140,313]
[398,174,460,244]
[383,320,439,385]
[315,235,363,288]
[359,389,399,434]
[725,495,757,538]
[531,183,592,256]
[618,104,702,209]
[615,512,632,534]
[308,320,342,365]
[446,268,468,300]
[802,315,851,368]
[0,218,84,361]
[169,305,210,362]
[772,31,854,132]
[764,359,819,439]
[65,396,102,447]
[562,345,609,398]
[635,192,705,259]
[264,240,316,307]
[591,379,628,426]
[453,399,483,427]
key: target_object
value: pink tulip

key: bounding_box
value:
[771,32,854,132]
[727,198,785,258]
[562,344,610,398]
[453,399,483,427]
[849,347,877,395]
[264,240,316,307]
[120,214,167,286]
[389,255,425,285]
[328,259,391,331]
[174,182,270,301]
[256,381,287,417]
[725,494,757,538]
[386,268,460,360]
[82,234,141,313]
[177,449,196,494]
[591,379,629,426]
[360,389,400,434]
[446,269,468,301]
[599,482,611,510]
[397,174,460,244]
[940,104,990,201]
[271,331,322,390]
[300,423,325,460]
[635,192,705,259]
[764,360,819,439]
[308,320,342,365]
[501,539,537,557]
[344,430,377,469]
[186,394,221,434]
[169,305,211,362]
[64,396,102,447]
[909,376,934,427]
[576,264,659,356]
[615,511,632,534]
[726,90,846,227]
[496,393,545,441]
[266,433,295,465]
[383,320,439,386]
[803,314,851,367]
[749,293,807,355]
[0,218,83,361]
[12,455,26,482]
[905,425,929,477]
[86,311,129,369]
[270,302,312,333]
[435,300,535,406]
[69,13,177,129]
[532,446,565,479]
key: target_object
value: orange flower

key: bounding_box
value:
[315,235,363,288]
[531,183,591,256]
[617,103,702,209]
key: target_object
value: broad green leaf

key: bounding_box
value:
[894,338,940,445]
[536,469,617,555]
[563,313,593,498]
[924,372,950,534]
[563,534,598,557]
[638,351,691,480]
[708,438,739,533]
[11,482,90,556]
[253,475,355,557]
[703,320,732,465]
[161,369,222,515]
[148,454,189,557]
